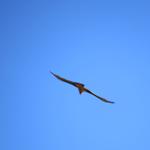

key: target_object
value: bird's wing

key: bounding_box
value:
[50,71,76,86]
[84,88,114,104]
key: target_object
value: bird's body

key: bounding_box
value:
[50,71,114,104]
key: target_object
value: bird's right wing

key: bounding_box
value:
[50,71,76,86]
[85,88,115,104]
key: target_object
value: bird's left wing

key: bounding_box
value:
[84,88,114,104]
[50,71,76,86]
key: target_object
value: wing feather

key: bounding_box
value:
[85,88,114,104]
[50,71,76,86]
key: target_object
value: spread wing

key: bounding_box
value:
[50,71,114,104]
[50,71,76,87]
[84,88,114,104]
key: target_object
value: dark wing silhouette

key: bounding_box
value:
[84,88,114,104]
[50,71,77,87]
[50,71,114,104]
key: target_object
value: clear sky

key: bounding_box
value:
[1,0,150,150]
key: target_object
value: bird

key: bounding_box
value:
[50,71,114,104]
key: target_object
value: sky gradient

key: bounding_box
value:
[1,0,150,150]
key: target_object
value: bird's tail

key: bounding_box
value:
[78,87,85,94]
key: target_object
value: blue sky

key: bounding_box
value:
[1,0,150,150]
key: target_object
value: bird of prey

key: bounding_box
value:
[50,71,114,104]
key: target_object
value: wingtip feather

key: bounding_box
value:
[49,70,55,75]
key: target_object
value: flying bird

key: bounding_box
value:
[50,71,114,104]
